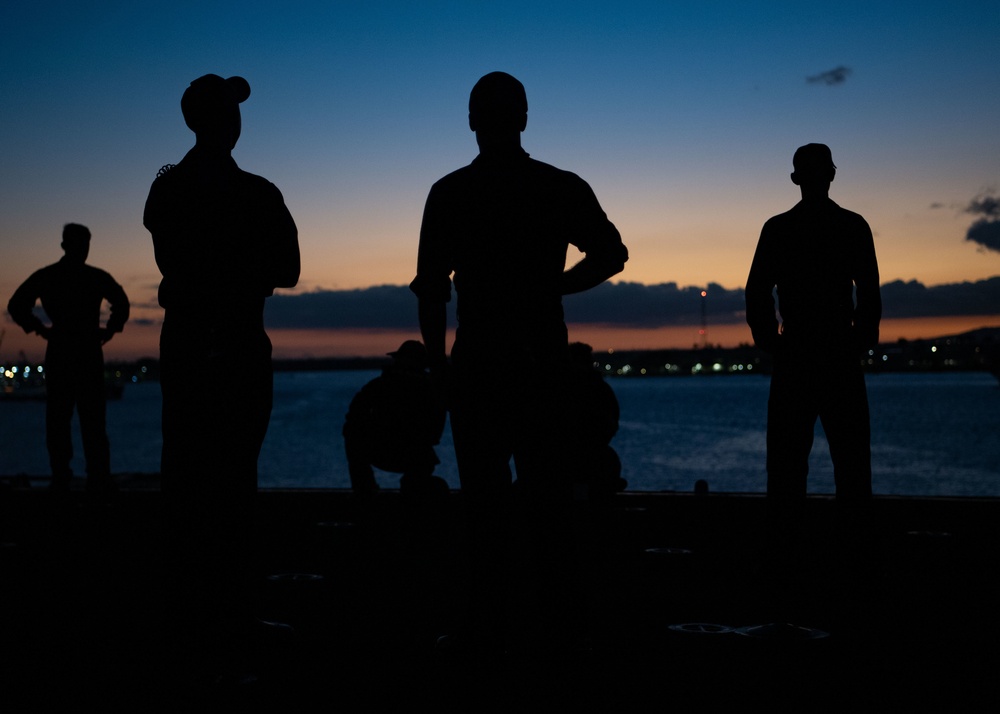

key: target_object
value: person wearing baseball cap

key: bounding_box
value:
[143,73,300,673]
[343,340,448,498]
[179,73,251,149]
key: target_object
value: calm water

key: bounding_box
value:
[1,370,997,497]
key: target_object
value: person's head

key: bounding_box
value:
[568,341,595,365]
[468,72,528,136]
[790,143,836,187]
[181,74,251,151]
[61,223,90,263]
[388,340,427,371]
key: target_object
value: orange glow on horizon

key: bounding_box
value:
[5,316,998,363]
[267,314,1000,359]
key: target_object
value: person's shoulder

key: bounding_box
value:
[823,201,871,235]
[237,165,276,185]
[233,166,283,195]
[147,168,171,194]
[526,156,588,184]
[38,261,63,274]
[762,206,797,230]
[425,164,477,205]
[150,157,186,183]
[833,202,870,225]
[431,163,475,188]
[81,263,118,282]
[146,159,188,201]
[351,374,384,401]
[18,262,58,286]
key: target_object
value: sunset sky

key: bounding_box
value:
[2,1,998,361]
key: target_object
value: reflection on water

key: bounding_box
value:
[1,370,997,497]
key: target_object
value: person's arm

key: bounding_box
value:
[144,175,178,280]
[266,184,300,290]
[561,235,628,296]
[417,298,448,369]
[852,217,881,353]
[100,274,130,344]
[7,273,48,338]
[411,185,453,371]
[745,223,780,353]
[561,180,628,295]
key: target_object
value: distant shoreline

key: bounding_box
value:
[130,326,1000,378]
[4,327,997,381]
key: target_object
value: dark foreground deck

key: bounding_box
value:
[2,480,999,711]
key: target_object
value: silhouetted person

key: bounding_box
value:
[343,340,448,497]
[746,144,881,499]
[7,223,129,493]
[411,72,628,654]
[562,342,625,503]
[143,74,299,675]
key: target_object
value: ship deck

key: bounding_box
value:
[2,480,999,710]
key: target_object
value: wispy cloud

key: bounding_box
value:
[966,193,1000,218]
[807,66,851,85]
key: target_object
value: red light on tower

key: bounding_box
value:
[699,289,708,347]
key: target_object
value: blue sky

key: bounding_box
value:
[2,1,998,358]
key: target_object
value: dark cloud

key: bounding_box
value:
[262,277,1000,332]
[964,191,1000,253]
[265,284,429,330]
[967,220,1000,253]
[572,279,1000,323]
[562,281,745,327]
[880,278,1000,318]
[807,66,851,85]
